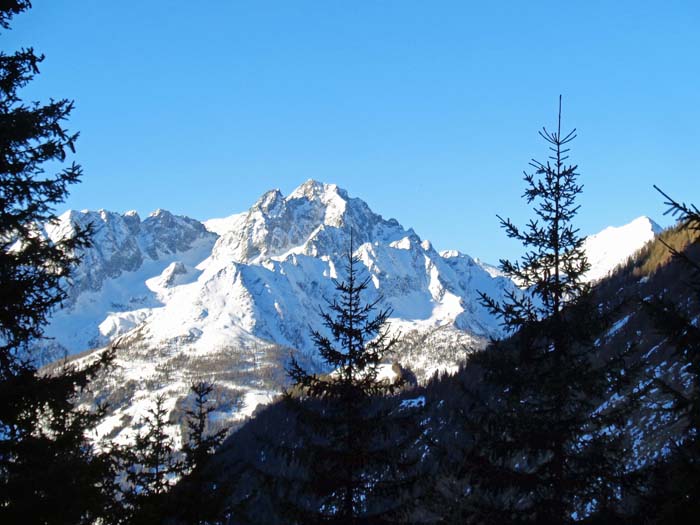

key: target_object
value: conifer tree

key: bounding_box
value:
[174,381,229,525]
[0,3,114,523]
[255,235,420,524]
[182,381,227,473]
[448,98,633,523]
[0,1,89,369]
[638,188,700,523]
[114,394,183,524]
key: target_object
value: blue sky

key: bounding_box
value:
[6,1,699,263]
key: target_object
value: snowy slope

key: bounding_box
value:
[583,216,661,282]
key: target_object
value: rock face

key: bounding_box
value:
[45,208,215,296]
[42,208,217,352]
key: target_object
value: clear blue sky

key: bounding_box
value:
[6,1,699,263]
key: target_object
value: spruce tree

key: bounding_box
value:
[638,188,700,523]
[176,381,229,525]
[448,98,632,523]
[255,235,420,524]
[0,1,89,369]
[0,3,114,523]
[116,394,183,524]
[182,381,227,473]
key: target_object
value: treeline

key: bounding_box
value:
[2,2,699,524]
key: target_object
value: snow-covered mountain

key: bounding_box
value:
[42,180,660,443]
[45,180,517,368]
[45,182,659,362]
[42,208,217,355]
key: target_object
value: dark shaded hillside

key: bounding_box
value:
[164,228,698,524]
[424,227,699,519]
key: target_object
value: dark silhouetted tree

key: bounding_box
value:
[0,3,114,524]
[173,381,229,525]
[115,394,183,524]
[182,381,227,473]
[446,98,634,524]
[638,187,700,524]
[250,236,420,524]
[0,1,89,369]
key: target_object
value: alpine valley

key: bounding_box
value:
[41,180,661,444]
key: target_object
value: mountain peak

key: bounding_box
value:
[254,188,285,215]
[148,208,172,218]
[584,215,660,282]
[632,215,662,235]
[288,179,347,202]
[211,180,404,263]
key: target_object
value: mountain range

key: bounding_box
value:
[42,180,661,443]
